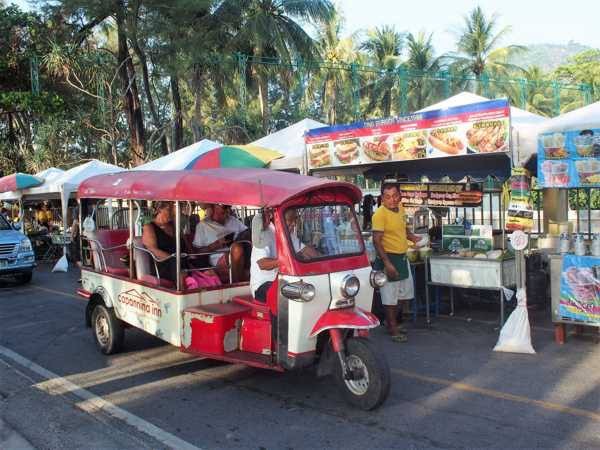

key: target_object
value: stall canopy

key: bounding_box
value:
[133,139,221,171]
[251,118,327,172]
[418,92,547,167]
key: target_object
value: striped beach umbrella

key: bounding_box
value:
[0,173,43,193]
[186,145,283,170]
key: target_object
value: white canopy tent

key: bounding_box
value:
[418,92,548,166]
[251,118,328,172]
[537,101,600,133]
[132,139,221,171]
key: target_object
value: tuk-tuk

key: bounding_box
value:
[77,169,390,409]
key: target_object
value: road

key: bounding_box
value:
[1,267,600,449]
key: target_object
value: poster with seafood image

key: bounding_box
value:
[305,99,511,170]
[537,128,600,188]
[560,255,600,324]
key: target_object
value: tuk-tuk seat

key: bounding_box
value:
[232,295,270,320]
[132,237,175,288]
[87,229,130,277]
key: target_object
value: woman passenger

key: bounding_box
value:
[142,201,187,285]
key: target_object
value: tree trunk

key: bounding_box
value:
[191,65,204,142]
[171,75,184,151]
[257,72,270,133]
[115,0,145,166]
[130,34,168,156]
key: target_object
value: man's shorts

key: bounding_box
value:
[379,265,414,306]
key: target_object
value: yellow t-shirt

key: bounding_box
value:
[371,205,408,254]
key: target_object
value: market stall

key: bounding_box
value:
[530,101,600,342]
[304,97,545,324]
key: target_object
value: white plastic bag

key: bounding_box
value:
[493,288,535,354]
[52,255,68,273]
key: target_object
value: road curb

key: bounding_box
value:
[0,418,36,450]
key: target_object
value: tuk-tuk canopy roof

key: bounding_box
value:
[78,168,362,206]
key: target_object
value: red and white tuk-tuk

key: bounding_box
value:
[77,169,390,409]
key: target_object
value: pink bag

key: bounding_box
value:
[190,270,222,288]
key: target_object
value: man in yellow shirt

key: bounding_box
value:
[372,182,424,342]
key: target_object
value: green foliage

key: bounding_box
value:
[0,1,594,177]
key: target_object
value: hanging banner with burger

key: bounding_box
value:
[305,99,511,170]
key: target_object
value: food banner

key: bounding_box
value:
[400,182,483,207]
[305,99,511,170]
[537,128,600,188]
[506,167,533,231]
[560,255,600,325]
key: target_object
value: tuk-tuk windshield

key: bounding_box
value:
[285,204,363,261]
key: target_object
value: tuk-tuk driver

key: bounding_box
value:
[250,211,278,302]
[283,208,320,259]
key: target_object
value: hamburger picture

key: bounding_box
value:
[334,139,360,164]
[308,142,331,168]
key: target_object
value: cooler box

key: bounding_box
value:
[240,318,272,355]
[184,303,250,355]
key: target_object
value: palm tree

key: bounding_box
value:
[231,0,335,132]
[404,31,443,110]
[312,8,357,124]
[524,65,553,116]
[451,6,526,94]
[360,25,404,117]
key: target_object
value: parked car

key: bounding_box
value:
[0,214,35,283]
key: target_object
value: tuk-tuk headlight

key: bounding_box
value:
[370,270,387,288]
[340,274,360,298]
[281,281,315,302]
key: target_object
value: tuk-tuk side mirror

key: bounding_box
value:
[13,222,22,231]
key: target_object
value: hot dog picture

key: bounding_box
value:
[362,136,391,161]
[308,142,331,168]
[334,139,360,164]
[428,127,465,155]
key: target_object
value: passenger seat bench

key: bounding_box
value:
[86,229,130,277]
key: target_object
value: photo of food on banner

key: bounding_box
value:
[537,128,600,188]
[560,255,600,325]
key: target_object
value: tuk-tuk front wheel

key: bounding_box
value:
[92,304,124,355]
[333,337,390,410]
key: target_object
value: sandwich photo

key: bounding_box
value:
[362,136,391,161]
[334,139,360,164]
[308,143,331,167]
[428,127,464,155]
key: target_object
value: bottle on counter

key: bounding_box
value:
[574,234,587,256]
[559,232,571,254]
[591,234,600,257]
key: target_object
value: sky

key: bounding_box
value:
[336,0,599,55]
[10,0,599,55]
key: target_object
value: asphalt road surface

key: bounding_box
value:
[1,267,600,449]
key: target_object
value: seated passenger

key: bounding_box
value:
[142,201,186,285]
[250,212,278,303]
[192,203,248,283]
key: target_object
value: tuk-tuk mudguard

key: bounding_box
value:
[309,307,379,337]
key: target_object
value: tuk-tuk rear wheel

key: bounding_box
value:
[92,304,124,355]
[333,337,390,410]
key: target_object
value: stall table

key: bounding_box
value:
[424,255,517,326]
